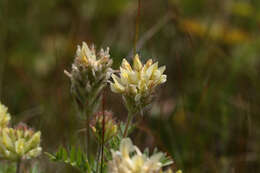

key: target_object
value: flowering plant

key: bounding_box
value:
[47,41,181,173]
[0,103,42,172]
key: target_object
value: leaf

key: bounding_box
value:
[45,146,92,173]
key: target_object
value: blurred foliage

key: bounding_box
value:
[0,162,41,173]
[1,0,260,172]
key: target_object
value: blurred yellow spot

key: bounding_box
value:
[178,18,250,44]
[232,2,254,17]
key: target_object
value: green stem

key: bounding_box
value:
[100,92,105,173]
[123,113,134,138]
[16,160,21,173]
[85,109,90,160]
[96,144,101,173]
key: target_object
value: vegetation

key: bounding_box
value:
[1,0,260,172]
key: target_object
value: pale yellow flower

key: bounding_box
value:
[0,124,42,161]
[110,54,166,112]
[0,103,11,128]
[108,138,166,173]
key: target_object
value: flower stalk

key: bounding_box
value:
[100,92,105,173]
[123,112,134,138]
[16,159,21,173]
[86,110,90,160]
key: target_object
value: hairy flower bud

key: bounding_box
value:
[0,124,42,161]
[0,103,11,128]
[90,111,117,143]
[64,42,113,114]
[110,54,167,113]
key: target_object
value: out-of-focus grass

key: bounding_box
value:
[1,0,260,172]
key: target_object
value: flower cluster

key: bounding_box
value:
[90,111,118,143]
[0,124,41,161]
[108,138,177,173]
[110,54,166,113]
[65,42,113,112]
[0,103,11,128]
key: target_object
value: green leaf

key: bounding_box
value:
[45,146,92,173]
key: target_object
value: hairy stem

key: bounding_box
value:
[86,109,90,160]
[123,112,134,138]
[16,160,21,173]
[100,92,105,173]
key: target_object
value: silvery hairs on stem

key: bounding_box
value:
[110,54,167,114]
[64,42,113,114]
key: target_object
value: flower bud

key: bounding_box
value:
[90,111,117,143]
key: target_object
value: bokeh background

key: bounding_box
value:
[1,0,260,172]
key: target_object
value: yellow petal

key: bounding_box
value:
[146,62,158,79]
[111,74,125,93]
[143,59,153,71]
[120,138,134,158]
[2,129,13,151]
[15,139,25,155]
[133,54,143,71]
[121,59,132,71]
[158,66,166,74]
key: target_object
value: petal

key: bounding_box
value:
[158,66,166,75]
[133,54,143,71]
[146,62,158,79]
[159,75,167,83]
[120,138,134,158]
[143,59,153,71]
[110,83,125,93]
[122,59,132,71]
[2,129,13,151]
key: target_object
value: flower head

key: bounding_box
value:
[74,42,112,72]
[108,138,169,173]
[0,103,11,128]
[110,54,166,113]
[90,111,118,143]
[0,124,42,161]
[64,42,113,112]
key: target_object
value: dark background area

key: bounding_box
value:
[1,0,260,172]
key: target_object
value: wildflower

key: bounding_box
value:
[90,111,118,143]
[108,138,170,173]
[0,124,42,161]
[0,103,11,128]
[64,42,113,112]
[110,54,166,113]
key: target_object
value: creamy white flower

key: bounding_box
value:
[0,103,11,128]
[108,138,165,173]
[0,124,42,161]
[74,42,112,72]
[111,55,166,98]
[110,54,166,112]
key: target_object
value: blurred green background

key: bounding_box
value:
[1,0,260,172]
